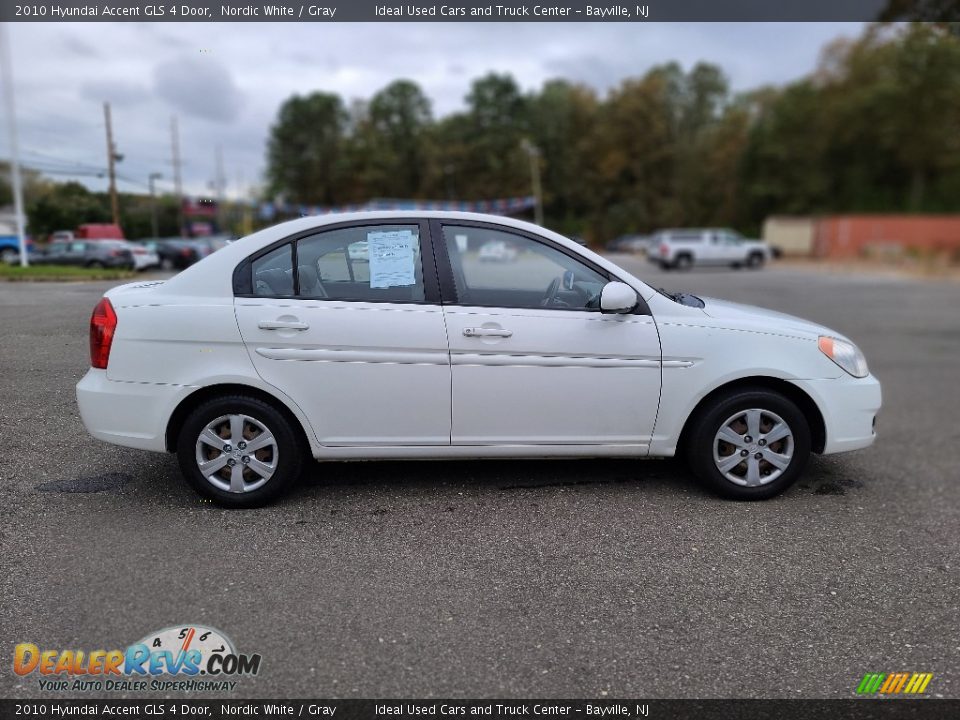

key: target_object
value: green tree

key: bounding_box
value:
[26,181,110,238]
[528,80,599,234]
[462,73,531,197]
[266,92,348,205]
[364,80,432,197]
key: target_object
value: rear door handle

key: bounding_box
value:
[258,320,309,331]
[463,327,513,338]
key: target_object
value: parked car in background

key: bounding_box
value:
[75,223,125,240]
[478,239,519,262]
[347,240,369,262]
[196,235,234,254]
[33,239,134,269]
[76,211,880,508]
[0,214,33,264]
[124,241,160,271]
[607,234,652,254]
[139,237,225,270]
[651,229,772,270]
[50,230,75,244]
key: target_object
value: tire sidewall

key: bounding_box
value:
[687,390,811,500]
[177,395,303,508]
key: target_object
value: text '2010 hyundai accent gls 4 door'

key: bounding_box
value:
[76,212,881,507]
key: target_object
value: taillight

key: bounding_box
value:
[659,244,669,257]
[89,297,117,369]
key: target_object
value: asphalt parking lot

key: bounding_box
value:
[1,257,958,699]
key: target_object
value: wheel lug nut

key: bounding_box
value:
[744,436,752,443]
[759,439,766,446]
[238,441,247,450]
[227,458,237,466]
[755,452,763,460]
[223,444,232,453]
[740,449,749,457]
[241,456,250,464]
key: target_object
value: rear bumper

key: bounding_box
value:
[76,369,192,452]
[804,373,882,454]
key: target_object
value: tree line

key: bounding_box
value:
[265,22,960,242]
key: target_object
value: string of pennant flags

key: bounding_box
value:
[256,196,537,220]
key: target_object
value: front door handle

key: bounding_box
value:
[463,327,513,338]
[258,320,309,331]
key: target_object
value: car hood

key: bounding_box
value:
[699,297,841,341]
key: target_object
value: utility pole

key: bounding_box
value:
[170,115,184,237]
[103,102,121,226]
[148,172,162,238]
[214,144,225,231]
[1,24,28,266]
[521,139,543,226]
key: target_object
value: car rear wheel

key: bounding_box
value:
[87,260,106,269]
[177,395,303,508]
[685,389,810,500]
[746,253,765,269]
[674,254,693,271]
[0,247,18,264]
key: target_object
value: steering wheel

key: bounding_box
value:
[541,276,567,308]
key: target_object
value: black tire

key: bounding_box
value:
[685,388,811,500]
[161,258,174,271]
[87,260,106,269]
[0,247,18,265]
[674,254,693,271]
[176,395,304,508]
[746,252,765,269]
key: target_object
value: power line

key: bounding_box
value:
[21,149,107,174]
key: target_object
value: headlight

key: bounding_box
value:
[818,336,869,378]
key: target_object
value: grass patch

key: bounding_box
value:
[0,264,137,282]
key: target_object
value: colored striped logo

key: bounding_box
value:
[857,672,933,694]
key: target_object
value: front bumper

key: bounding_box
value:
[803,373,882,454]
[76,369,193,452]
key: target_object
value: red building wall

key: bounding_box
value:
[813,215,960,258]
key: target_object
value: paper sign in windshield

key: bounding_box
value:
[368,230,416,288]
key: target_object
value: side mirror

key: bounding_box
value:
[600,281,637,314]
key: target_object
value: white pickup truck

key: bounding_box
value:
[650,228,773,270]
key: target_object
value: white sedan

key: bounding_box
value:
[125,241,161,271]
[76,211,881,507]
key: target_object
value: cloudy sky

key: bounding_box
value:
[3,22,864,199]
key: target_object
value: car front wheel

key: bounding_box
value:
[177,395,303,508]
[685,389,811,500]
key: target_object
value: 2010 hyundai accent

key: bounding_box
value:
[76,212,881,507]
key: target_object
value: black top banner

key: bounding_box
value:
[4,0,960,22]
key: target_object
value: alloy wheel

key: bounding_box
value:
[194,414,278,493]
[712,408,794,487]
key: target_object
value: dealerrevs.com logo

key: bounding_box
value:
[13,625,262,692]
